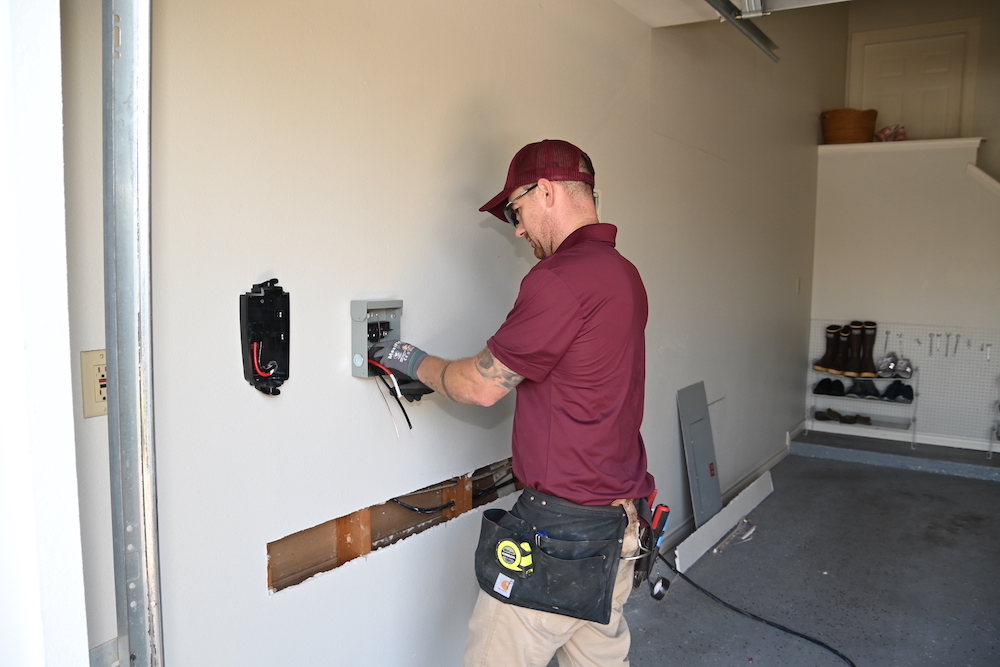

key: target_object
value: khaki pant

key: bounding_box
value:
[463,500,641,667]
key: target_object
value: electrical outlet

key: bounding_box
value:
[81,349,108,418]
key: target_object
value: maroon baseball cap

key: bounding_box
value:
[479,139,595,221]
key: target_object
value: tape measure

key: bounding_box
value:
[496,539,533,574]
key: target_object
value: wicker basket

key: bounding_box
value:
[821,108,878,144]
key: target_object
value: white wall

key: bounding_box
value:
[813,140,999,329]
[0,0,89,665]
[810,139,1000,448]
[144,2,845,664]
[61,0,847,664]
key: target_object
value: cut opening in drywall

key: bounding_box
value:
[267,458,517,592]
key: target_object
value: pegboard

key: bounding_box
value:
[807,320,1000,448]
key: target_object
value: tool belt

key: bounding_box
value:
[473,488,628,624]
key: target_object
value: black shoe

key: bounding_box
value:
[828,380,846,396]
[882,380,902,401]
[860,380,881,399]
[814,408,843,421]
[814,378,833,395]
[896,384,914,404]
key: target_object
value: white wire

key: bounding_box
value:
[374,376,400,439]
[387,372,402,401]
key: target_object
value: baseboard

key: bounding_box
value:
[806,420,995,453]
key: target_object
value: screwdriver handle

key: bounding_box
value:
[651,505,670,532]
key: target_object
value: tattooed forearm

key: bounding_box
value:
[438,361,456,402]
[475,349,524,390]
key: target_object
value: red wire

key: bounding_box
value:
[367,359,393,376]
[252,341,274,377]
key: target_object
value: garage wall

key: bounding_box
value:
[63,0,847,663]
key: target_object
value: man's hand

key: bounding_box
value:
[393,378,435,402]
[369,340,428,378]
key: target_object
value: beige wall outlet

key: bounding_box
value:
[81,349,108,418]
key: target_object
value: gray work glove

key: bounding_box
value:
[392,378,435,402]
[369,340,428,379]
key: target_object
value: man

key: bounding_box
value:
[372,139,654,666]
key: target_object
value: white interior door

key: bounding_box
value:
[861,33,967,138]
[849,19,981,140]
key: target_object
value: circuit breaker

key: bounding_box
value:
[351,299,402,378]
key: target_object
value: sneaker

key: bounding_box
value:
[896,384,914,404]
[860,379,881,399]
[881,380,902,401]
[894,359,913,379]
[876,353,898,378]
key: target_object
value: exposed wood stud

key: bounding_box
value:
[336,508,371,564]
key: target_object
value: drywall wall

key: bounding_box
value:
[810,139,1000,449]
[848,0,1000,178]
[813,139,1000,329]
[1,0,90,664]
[61,0,847,663]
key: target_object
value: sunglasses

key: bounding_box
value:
[503,183,538,226]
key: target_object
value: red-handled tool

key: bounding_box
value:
[646,504,670,599]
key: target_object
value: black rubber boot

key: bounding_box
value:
[842,321,865,377]
[828,326,851,375]
[859,322,878,378]
[813,325,842,372]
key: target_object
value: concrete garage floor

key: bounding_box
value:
[619,444,1000,667]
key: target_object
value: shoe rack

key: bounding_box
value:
[806,320,1000,452]
[808,369,920,446]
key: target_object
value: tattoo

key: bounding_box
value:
[438,361,456,402]
[475,349,524,390]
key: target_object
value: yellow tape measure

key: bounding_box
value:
[496,539,533,574]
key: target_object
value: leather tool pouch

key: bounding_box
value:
[474,489,627,624]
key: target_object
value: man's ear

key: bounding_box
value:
[536,178,557,210]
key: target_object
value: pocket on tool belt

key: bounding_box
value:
[474,508,621,623]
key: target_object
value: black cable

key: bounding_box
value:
[472,474,518,499]
[657,553,857,667]
[389,498,456,514]
[377,374,412,429]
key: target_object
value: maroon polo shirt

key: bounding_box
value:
[487,223,655,506]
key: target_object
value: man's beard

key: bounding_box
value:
[524,233,548,260]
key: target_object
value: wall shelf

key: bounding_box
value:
[818,137,983,155]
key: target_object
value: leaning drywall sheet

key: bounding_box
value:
[674,471,773,573]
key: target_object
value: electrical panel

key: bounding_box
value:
[351,299,402,378]
[240,279,289,394]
